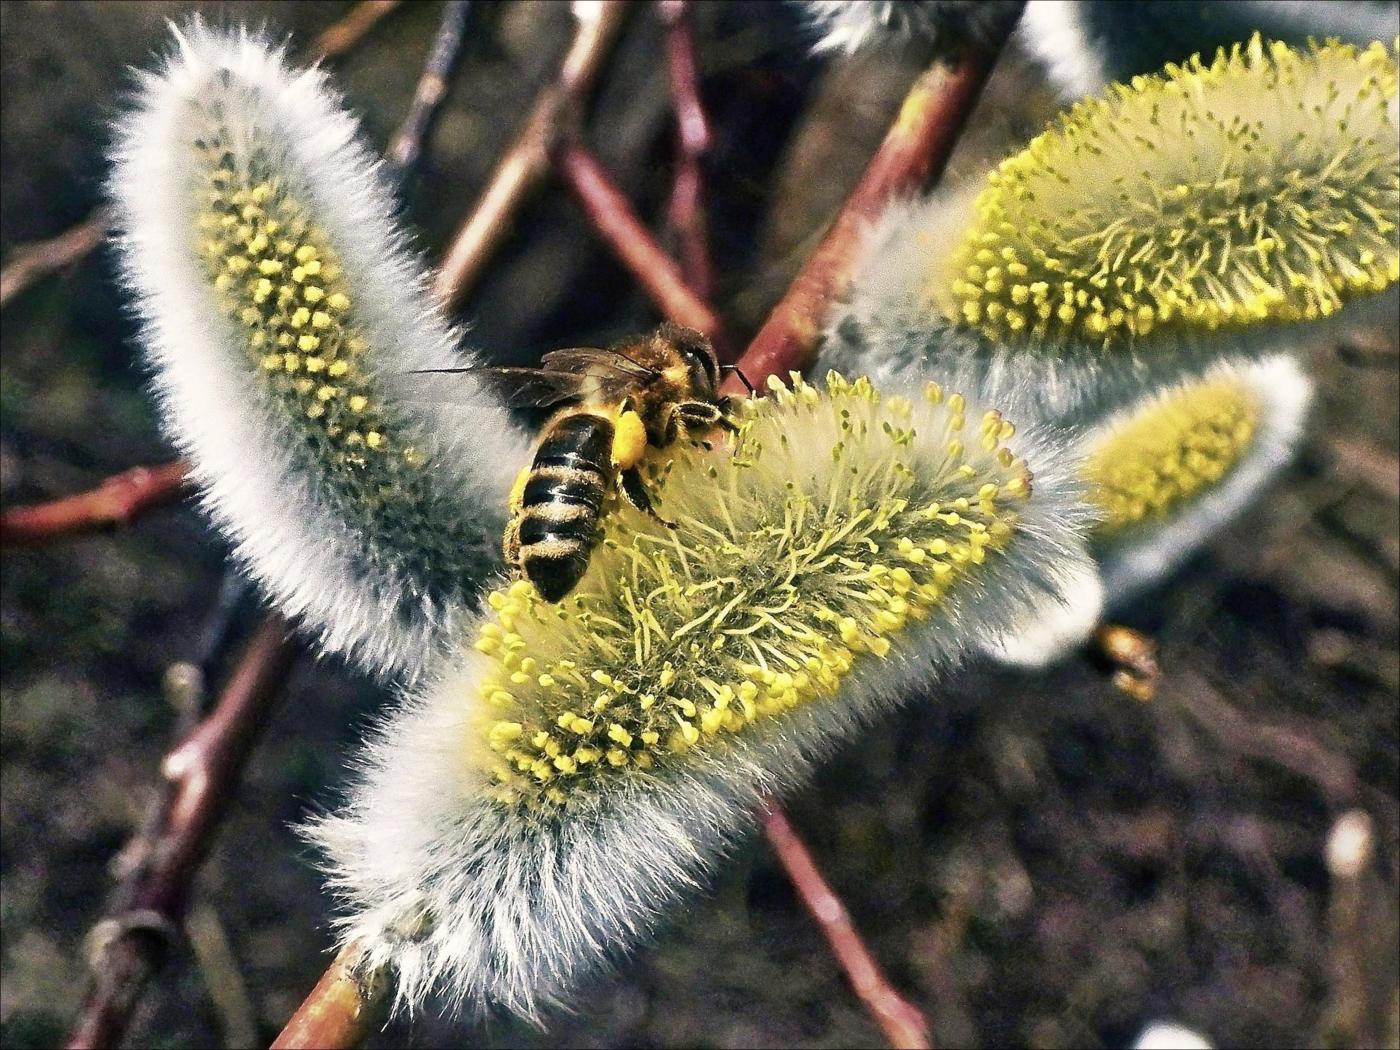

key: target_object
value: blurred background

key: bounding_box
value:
[1,2,1396,1047]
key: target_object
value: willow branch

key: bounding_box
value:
[763,806,932,1050]
[0,2,398,314]
[557,140,727,346]
[313,0,404,60]
[432,0,632,308]
[386,0,472,175]
[0,207,111,310]
[725,7,1023,394]
[66,617,301,1050]
[657,0,714,300]
[0,460,190,548]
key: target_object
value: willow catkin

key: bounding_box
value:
[309,372,1093,1017]
[110,22,530,680]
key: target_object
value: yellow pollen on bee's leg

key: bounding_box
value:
[611,409,648,470]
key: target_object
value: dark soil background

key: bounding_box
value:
[2,3,1396,1048]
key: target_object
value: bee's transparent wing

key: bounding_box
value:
[538,347,657,379]
[388,347,660,409]
[387,365,652,410]
[383,367,589,409]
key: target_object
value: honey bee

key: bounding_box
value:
[410,323,749,602]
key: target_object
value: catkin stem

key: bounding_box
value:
[269,941,387,1050]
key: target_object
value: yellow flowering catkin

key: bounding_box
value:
[193,142,441,548]
[464,373,1035,810]
[939,36,1399,350]
[1083,376,1260,534]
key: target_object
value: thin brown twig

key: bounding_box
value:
[0,460,190,548]
[657,0,715,301]
[724,7,1024,394]
[1321,810,1399,1048]
[0,207,112,310]
[66,617,301,1050]
[386,0,473,175]
[432,0,632,309]
[557,140,728,346]
[313,0,404,61]
[764,805,933,1050]
[0,3,398,313]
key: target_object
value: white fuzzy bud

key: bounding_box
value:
[109,22,531,681]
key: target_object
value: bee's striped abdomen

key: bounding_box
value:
[514,411,614,602]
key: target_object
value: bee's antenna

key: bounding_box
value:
[721,364,756,395]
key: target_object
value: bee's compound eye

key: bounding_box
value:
[657,322,720,394]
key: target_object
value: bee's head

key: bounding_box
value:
[656,322,720,400]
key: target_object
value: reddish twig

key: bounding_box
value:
[0,2,398,314]
[725,10,1023,394]
[313,0,404,60]
[270,941,388,1050]
[0,207,111,310]
[66,617,301,1050]
[657,0,715,301]
[0,460,190,548]
[386,0,472,175]
[764,805,932,1049]
[432,0,632,309]
[557,140,728,346]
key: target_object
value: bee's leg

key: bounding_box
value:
[503,466,530,571]
[677,401,734,442]
[619,467,676,529]
[503,516,522,569]
[659,403,682,445]
[715,403,741,434]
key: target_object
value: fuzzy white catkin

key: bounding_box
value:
[110,22,531,681]
[310,373,1095,1018]
[1020,0,1400,99]
[799,0,1023,55]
